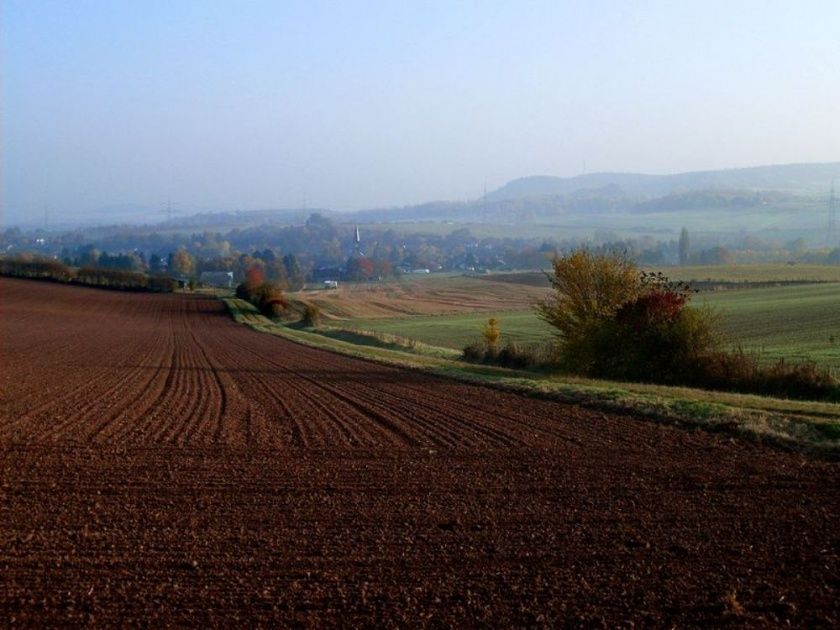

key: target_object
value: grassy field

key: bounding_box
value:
[704,283,840,368]
[660,264,840,283]
[339,280,840,372]
[348,310,553,349]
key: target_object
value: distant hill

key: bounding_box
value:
[488,162,840,201]
[42,161,837,233]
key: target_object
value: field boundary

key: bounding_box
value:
[223,298,840,457]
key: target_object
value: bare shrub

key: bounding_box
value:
[697,350,838,401]
[462,341,488,363]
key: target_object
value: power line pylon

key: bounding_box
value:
[162,199,179,224]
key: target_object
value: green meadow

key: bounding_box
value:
[349,309,553,349]
[701,283,840,369]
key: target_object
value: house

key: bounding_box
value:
[199,271,234,288]
[323,280,339,289]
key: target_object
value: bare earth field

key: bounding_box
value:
[1,278,837,626]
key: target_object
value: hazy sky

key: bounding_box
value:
[4,1,840,225]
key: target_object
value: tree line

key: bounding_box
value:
[3,215,838,289]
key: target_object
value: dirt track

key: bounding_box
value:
[1,278,837,626]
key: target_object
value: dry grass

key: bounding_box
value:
[294,274,550,320]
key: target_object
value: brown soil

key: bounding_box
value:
[1,277,837,627]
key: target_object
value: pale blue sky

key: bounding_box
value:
[3,1,840,225]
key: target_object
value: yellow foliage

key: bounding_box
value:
[171,248,195,276]
[536,250,641,341]
[481,317,501,348]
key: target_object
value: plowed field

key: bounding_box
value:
[1,278,837,626]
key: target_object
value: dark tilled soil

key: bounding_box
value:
[1,278,837,627]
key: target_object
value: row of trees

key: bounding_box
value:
[7,215,838,291]
[6,214,623,283]
[61,246,198,277]
[677,226,840,265]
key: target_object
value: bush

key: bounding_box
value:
[536,249,641,349]
[497,341,528,367]
[258,283,288,317]
[537,251,711,377]
[599,300,721,383]
[302,303,321,327]
[694,350,838,401]
[235,277,288,318]
[462,341,488,363]
[236,266,264,300]
[497,342,554,370]
[149,275,178,293]
[760,359,838,400]
[462,340,560,371]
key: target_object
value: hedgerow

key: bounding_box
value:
[0,257,177,292]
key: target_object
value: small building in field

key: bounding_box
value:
[323,280,339,289]
[200,271,234,288]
